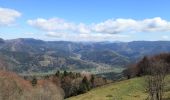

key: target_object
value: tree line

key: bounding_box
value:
[123,53,170,100]
[31,70,110,98]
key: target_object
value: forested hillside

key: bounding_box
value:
[0,38,170,73]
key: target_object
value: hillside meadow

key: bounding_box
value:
[67,76,170,100]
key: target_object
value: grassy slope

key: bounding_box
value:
[67,76,170,100]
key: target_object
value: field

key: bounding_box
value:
[67,76,170,100]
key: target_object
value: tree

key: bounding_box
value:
[79,76,90,93]
[55,70,60,77]
[137,56,150,76]
[123,64,139,79]
[61,76,72,98]
[30,80,64,100]
[0,78,22,100]
[75,73,81,77]
[145,60,167,100]
[63,70,68,77]
[31,77,37,87]
[123,67,132,79]
[90,75,95,88]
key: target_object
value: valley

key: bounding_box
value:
[1,38,170,74]
[0,38,170,100]
[1,1,170,100]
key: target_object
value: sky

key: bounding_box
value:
[0,0,170,41]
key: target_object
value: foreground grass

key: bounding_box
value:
[67,76,170,100]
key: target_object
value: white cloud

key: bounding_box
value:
[161,35,169,40]
[92,17,170,34]
[46,32,129,41]
[140,17,170,32]
[46,31,67,38]
[24,32,34,35]
[77,23,90,34]
[27,18,92,34]
[27,18,76,31]
[28,17,170,34]
[28,17,170,41]
[0,7,21,26]
[92,18,138,34]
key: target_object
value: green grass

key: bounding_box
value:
[66,76,170,100]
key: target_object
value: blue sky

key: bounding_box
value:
[0,0,170,41]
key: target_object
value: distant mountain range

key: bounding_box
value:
[0,38,170,73]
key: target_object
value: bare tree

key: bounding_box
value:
[0,78,22,100]
[145,60,167,100]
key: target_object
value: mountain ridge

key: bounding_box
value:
[0,38,170,73]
